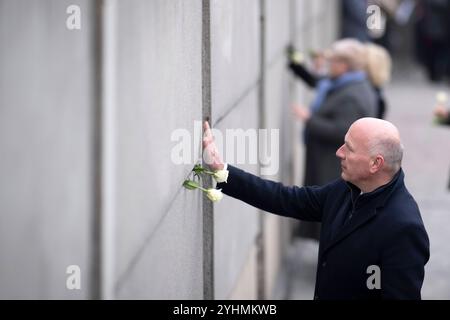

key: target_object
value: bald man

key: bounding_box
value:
[203,118,429,300]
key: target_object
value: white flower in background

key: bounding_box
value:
[206,188,223,202]
[291,50,304,65]
[213,169,229,183]
[436,91,448,104]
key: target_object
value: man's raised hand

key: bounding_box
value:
[202,121,224,171]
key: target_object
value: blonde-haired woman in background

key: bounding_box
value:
[365,43,392,119]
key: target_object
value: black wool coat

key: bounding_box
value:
[218,165,430,300]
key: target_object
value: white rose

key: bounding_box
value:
[213,169,229,183]
[206,188,223,202]
[436,91,448,104]
[291,51,304,65]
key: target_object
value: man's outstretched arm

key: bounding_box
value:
[203,121,328,221]
[288,62,318,88]
[219,165,328,221]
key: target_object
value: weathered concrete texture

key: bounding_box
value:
[263,0,293,297]
[263,58,293,297]
[263,214,285,298]
[209,0,261,300]
[294,0,338,57]
[229,244,258,299]
[311,0,339,51]
[115,186,203,299]
[265,59,291,149]
[113,0,204,298]
[0,0,95,299]
[295,0,312,35]
[213,91,260,299]
[210,0,260,117]
[265,0,290,67]
[264,0,291,158]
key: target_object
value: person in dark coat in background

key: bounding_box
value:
[341,0,371,42]
[288,42,392,119]
[414,0,450,82]
[203,118,430,300]
[291,39,377,240]
[287,49,326,89]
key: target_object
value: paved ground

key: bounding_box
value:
[283,61,450,300]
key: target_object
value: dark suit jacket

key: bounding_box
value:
[218,165,430,300]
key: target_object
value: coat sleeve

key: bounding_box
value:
[305,95,369,145]
[288,62,318,88]
[380,223,430,300]
[217,165,330,222]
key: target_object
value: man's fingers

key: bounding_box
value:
[203,121,212,138]
[203,120,210,131]
[203,121,213,148]
[202,121,224,170]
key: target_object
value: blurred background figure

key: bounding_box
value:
[341,0,372,42]
[434,104,450,125]
[368,0,415,51]
[288,43,392,120]
[286,47,326,89]
[288,39,377,240]
[433,92,450,190]
[341,0,417,52]
[365,43,392,118]
[414,0,450,82]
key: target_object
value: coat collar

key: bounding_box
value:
[345,168,404,209]
[322,169,405,255]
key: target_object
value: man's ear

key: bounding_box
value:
[370,155,384,173]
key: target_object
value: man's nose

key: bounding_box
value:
[336,145,344,159]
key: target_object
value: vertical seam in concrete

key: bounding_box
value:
[100,0,117,300]
[202,0,214,300]
[257,0,266,300]
[91,0,104,300]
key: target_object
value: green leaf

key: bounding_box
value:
[183,180,199,190]
[193,164,206,175]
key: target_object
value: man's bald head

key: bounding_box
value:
[349,118,403,174]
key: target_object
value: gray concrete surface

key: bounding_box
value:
[113,0,204,299]
[0,0,338,299]
[0,0,96,299]
[210,0,261,299]
[213,93,260,299]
